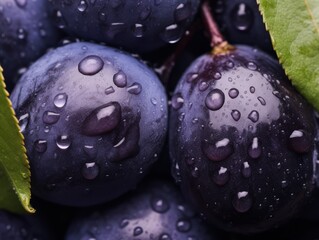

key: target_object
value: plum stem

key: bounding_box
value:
[201,1,235,54]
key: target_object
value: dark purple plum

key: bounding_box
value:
[65,181,218,240]
[50,0,200,53]
[212,0,275,55]
[10,42,168,206]
[169,45,318,233]
[0,0,60,90]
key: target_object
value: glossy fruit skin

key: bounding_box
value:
[10,42,168,207]
[169,45,318,233]
[50,0,200,53]
[212,0,274,55]
[0,0,60,90]
[65,181,217,240]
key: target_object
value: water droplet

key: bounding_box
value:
[171,93,184,110]
[78,55,104,76]
[212,167,229,186]
[105,86,115,95]
[174,3,192,22]
[151,98,158,105]
[250,86,255,93]
[150,195,170,213]
[228,88,239,98]
[78,0,88,12]
[232,191,252,213]
[127,83,142,95]
[187,73,198,82]
[34,140,47,153]
[17,28,27,40]
[281,180,288,188]
[226,60,234,68]
[113,71,127,88]
[205,89,225,111]
[248,137,262,159]
[199,81,209,91]
[191,167,199,178]
[82,102,121,136]
[82,162,99,180]
[43,111,60,125]
[15,0,27,8]
[247,62,257,70]
[83,145,97,159]
[176,219,191,233]
[248,110,259,123]
[160,24,182,44]
[213,72,222,80]
[204,138,233,161]
[133,226,143,236]
[56,135,71,150]
[132,23,145,37]
[54,93,68,108]
[231,3,253,31]
[257,96,266,106]
[231,110,241,121]
[289,130,312,153]
[119,219,129,228]
[242,162,251,178]
[19,113,29,132]
[159,233,172,240]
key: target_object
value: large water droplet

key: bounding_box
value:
[257,96,266,106]
[56,135,71,150]
[34,140,47,153]
[205,89,225,111]
[174,2,192,22]
[204,138,233,161]
[113,71,127,88]
[82,162,99,180]
[127,83,142,95]
[228,88,239,99]
[19,113,29,133]
[150,195,170,213]
[78,55,104,76]
[288,130,312,153]
[176,219,191,233]
[248,110,259,123]
[242,162,251,178]
[212,167,230,186]
[248,137,262,159]
[231,110,241,121]
[43,111,60,125]
[133,227,143,236]
[54,93,68,108]
[171,93,184,110]
[82,102,121,136]
[232,191,252,213]
[231,3,253,31]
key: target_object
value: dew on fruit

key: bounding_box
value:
[248,110,259,123]
[191,167,199,178]
[205,89,225,111]
[133,226,143,236]
[199,81,209,91]
[228,88,239,98]
[257,96,266,105]
[42,111,60,124]
[82,162,99,180]
[83,145,97,159]
[78,55,104,76]
[250,86,255,93]
[159,233,172,240]
[127,82,142,95]
[113,137,125,148]
[34,139,47,153]
[56,135,71,150]
[17,28,27,41]
[119,219,129,228]
[150,195,170,213]
[174,2,192,22]
[82,102,121,136]
[212,166,229,186]
[231,3,253,31]
[248,137,262,159]
[187,73,199,83]
[113,71,127,88]
[242,162,251,178]
[105,86,115,95]
[77,0,88,12]
[213,72,222,80]
[160,24,182,44]
[288,130,312,153]
[204,138,233,161]
[231,109,241,121]
[171,93,184,110]
[132,23,145,38]
[18,113,29,133]
[53,93,68,108]
[232,191,252,213]
[176,219,191,232]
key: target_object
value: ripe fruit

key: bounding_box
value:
[212,0,274,55]
[169,45,318,233]
[0,0,60,90]
[65,181,216,240]
[10,42,168,206]
[50,0,200,53]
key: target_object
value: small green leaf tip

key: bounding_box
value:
[0,66,35,214]
[258,0,319,111]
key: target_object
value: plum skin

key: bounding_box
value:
[169,45,318,233]
[11,42,168,207]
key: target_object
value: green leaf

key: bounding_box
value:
[257,0,319,111]
[0,66,34,214]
